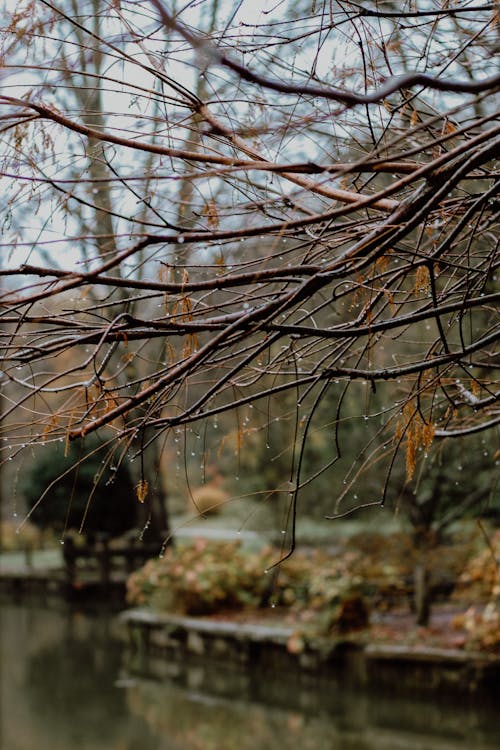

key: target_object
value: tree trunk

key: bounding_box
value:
[413,559,430,626]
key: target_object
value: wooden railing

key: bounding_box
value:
[62,535,161,589]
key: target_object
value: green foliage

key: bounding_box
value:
[20,436,137,538]
[210,381,498,545]
[218,379,381,521]
[397,436,497,544]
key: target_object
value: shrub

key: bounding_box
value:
[127,539,286,615]
[186,485,229,516]
[296,551,370,636]
[454,529,500,601]
[451,532,500,652]
[126,539,370,636]
[0,520,51,551]
[453,596,500,653]
[20,436,137,539]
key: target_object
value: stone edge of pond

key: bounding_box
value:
[119,608,500,696]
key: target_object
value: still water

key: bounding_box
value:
[1,602,499,750]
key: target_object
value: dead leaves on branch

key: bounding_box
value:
[135,479,149,503]
[201,198,220,231]
[414,265,431,296]
[396,401,436,482]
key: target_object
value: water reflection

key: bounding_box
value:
[0,604,162,750]
[1,603,498,750]
[125,663,500,750]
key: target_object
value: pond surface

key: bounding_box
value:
[1,602,499,750]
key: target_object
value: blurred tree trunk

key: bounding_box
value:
[413,556,430,627]
[63,0,171,545]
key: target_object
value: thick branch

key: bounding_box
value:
[151,0,500,106]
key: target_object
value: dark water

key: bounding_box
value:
[1,602,499,750]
